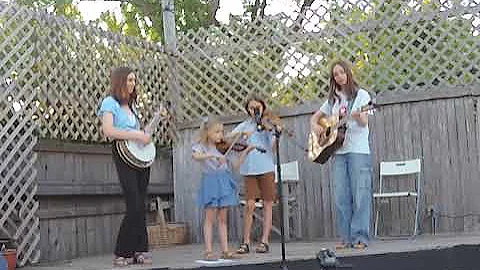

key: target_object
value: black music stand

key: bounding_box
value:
[273,125,288,270]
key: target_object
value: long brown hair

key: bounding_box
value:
[244,94,267,116]
[110,66,137,106]
[327,60,359,104]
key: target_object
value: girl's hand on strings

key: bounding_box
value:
[311,123,324,136]
[242,131,253,139]
[213,155,227,166]
[136,131,152,144]
[246,145,256,153]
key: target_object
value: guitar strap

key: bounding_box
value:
[347,91,358,114]
[129,104,140,129]
[339,92,358,131]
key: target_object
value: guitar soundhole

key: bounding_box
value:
[325,127,331,137]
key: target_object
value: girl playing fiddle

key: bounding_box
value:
[192,116,256,261]
[233,94,277,254]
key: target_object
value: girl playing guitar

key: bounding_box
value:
[310,60,373,250]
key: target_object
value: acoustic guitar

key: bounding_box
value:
[307,101,376,164]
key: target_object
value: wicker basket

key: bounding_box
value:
[147,224,169,249]
[167,223,188,245]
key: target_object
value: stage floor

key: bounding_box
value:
[21,233,480,270]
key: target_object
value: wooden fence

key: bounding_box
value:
[173,86,480,243]
[35,140,173,262]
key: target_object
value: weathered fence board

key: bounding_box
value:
[35,140,173,262]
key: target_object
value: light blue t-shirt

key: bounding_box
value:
[192,143,234,174]
[319,88,372,155]
[231,119,275,175]
[97,96,139,130]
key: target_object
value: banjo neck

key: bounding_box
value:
[144,105,169,134]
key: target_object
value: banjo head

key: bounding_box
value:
[125,141,156,162]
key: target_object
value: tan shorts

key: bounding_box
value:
[244,172,277,202]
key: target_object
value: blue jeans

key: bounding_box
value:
[334,153,372,245]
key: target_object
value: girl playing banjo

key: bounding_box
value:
[98,66,153,266]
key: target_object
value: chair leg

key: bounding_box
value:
[252,208,282,236]
[374,200,380,237]
[413,196,420,237]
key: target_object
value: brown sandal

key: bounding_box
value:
[236,243,250,254]
[353,242,367,250]
[335,242,352,250]
[255,242,270,253]
[221,251,241,259]
[204,251,217,261]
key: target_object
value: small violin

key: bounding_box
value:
[258,111,282,131]
[251,109,307,153]
[216,138,266,155]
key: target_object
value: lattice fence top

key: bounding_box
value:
[4,1,479,133]
[175,0,480,122]
[1,3,174,145]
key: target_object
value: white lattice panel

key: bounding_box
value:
[33,12,173,145]
[175,0,480,121]
[0,4,40,265]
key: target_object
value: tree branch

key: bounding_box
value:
[251,0,261,21]
[209,0,221,26]
[259,0,267,18]
[293,0,314,31]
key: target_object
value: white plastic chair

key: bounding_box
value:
[275,161,301,240]
[274,160,300,183]
[373,158,422,237]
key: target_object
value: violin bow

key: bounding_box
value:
[222,132,243,157]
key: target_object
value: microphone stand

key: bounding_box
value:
[257,114,304,270]
[272,124,288,270]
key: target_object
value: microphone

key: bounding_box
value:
[254,107,263,131]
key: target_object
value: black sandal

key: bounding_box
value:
[255,242,269,253]
[236,243,250,254]
[134,252,152,264]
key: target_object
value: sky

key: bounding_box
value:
[74,0,301,24]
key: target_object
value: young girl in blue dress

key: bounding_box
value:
[192,117,255,261]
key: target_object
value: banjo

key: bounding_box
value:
[115,105,169,169]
